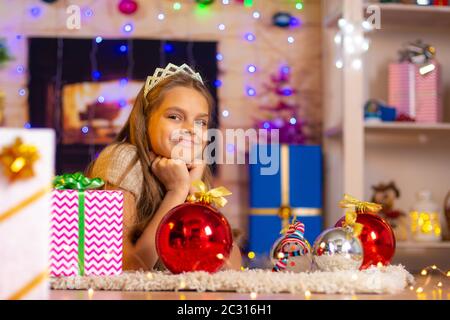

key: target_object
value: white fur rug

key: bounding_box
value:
[50,265,414,295]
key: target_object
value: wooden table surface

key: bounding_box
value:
[49,275,449,300]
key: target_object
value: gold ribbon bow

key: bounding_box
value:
[0,137,40,182]
[186,180,232,208]
[339,194,382,237]
[339,194,382,214]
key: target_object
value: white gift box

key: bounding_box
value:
[0,128,55,299]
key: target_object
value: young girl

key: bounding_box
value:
[88,63,242,271]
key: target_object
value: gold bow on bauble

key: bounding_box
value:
[339,194,382,237]
[186,180,232,208]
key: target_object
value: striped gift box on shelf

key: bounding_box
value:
[388,62,442,123]
[50,190,123,276]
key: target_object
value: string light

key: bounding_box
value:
[304,290,311,299]
[95,36,103,44]
[16,65,24,73]
[289,117,297,125]
[24,123,31,129]
[158,13,165,20]
[84,8,93,18]
[119,78,128,86]
[18,89,26,96]
[334,18,372,70]
[123,23,133,33]
[216,53,223,61]
[97,96,105,103]
[173,2,182,10]
[250,292,257,299]
[222,0,230,4]
[222,110,229,117]
[146,272,153,280]
[119,45,127,53]
[252,11,260,19]
[218,23,226,31]
[246,86,256,96]
[92,70,101,80]
[248,251,256,259]
[295,2,304,10]
[415,264,450,299]
[352,59,362,70]
[247,64,256,73]
[287,36,295,44]
[30,6,42,18]
[214,79,222,87]
[245,33,255,42]
[81,126,89,134]
[164,43,174,53]
[88,288,94,299]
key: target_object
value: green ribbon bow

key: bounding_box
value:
[53,172,104,191]
[53,172,104,276]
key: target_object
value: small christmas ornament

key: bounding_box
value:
[271,221,312,273]
[272,12,295,28]
[0,137,40,182]
[398,39,435,65]
[156,181,233,274]
[312,227,363,272]
[335,194,396,269]
[118,0,138,15]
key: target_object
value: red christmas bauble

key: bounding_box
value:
[335,213,396,269]
[156,202,233,274]
[118,0,138,15]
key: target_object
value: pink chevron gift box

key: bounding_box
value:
[50,188,124,276]
[388,62,443,123]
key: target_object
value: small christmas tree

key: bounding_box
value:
[254,65,307,144]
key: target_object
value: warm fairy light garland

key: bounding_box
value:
[410,265,450,296]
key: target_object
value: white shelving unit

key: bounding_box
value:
[322,0,450,270]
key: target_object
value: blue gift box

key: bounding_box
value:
[248,144,323,256]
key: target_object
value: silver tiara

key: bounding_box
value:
[143,63,204,97]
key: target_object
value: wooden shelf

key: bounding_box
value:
[325,122,450,137]
[325,3,450,28]
[365,122,450,133]
[397,241,450,249]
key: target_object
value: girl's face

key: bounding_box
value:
[148,86,209,163]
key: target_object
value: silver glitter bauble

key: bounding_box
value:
[270,236,312,273]
[312,227,364,272]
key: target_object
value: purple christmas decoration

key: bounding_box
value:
[254,65,307,144]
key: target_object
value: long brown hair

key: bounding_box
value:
[89,71,214,243]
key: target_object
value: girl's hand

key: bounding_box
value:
[187,162,206,194]
[150,152,190,195]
